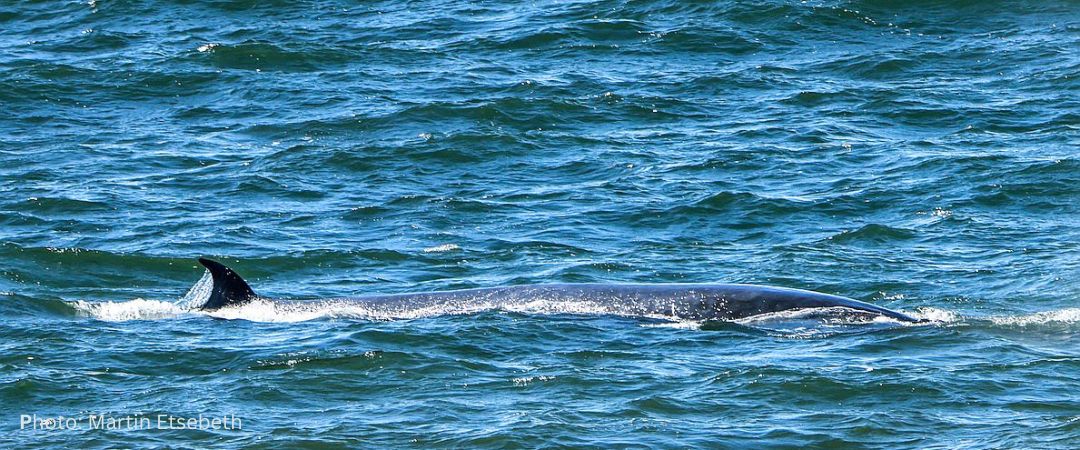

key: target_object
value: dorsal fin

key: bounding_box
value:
[198,258,257,310]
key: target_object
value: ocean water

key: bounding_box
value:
[2,0,1078,448]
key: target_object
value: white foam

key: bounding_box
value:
[201,296,663,323]
[72,270,210,322]
[641,320,703,330]
[502,298,613,316]
[512,375,555,386]
[422,243,459,253]
[910,307,961,324]
[201,297,491,322]
[73,298,188,321]
[990,308,1080,326]
[205,299,349,322]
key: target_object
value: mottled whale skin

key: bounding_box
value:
[195,258,923,323]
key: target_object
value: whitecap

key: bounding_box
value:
[72,298,188,322]
[422,243,459,253]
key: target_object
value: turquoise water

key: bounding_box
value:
[2,0,1078,448]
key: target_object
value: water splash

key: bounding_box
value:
[71,298,188,321]
[175,270,213,310]
[70,271,210,322]
[911,307,961,324]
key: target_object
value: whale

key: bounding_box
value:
[194,258,924,323]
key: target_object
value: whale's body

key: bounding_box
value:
[196,258,923,323]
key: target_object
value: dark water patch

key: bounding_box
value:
[478,28,573,51]
[204,41,355,72]
[699,320,768,335]
[826,224,918,245]
[648,27,762,55]
[45,29,143,54]
[779,88,867,107]
[250,350,385,372]
[487,239,591,257]
[13,197,114,216]
[652,191,808,218]
[235,175,327,201]
[547,261,642,281]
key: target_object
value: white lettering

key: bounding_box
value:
[20,413,242,431]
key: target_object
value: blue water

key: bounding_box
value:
[2,0,1078,448]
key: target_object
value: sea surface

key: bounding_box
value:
[1,0,1078,448]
